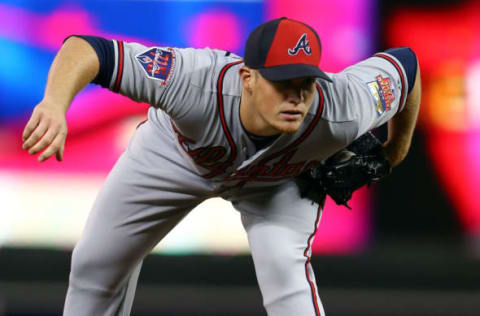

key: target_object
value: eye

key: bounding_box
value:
[302,78,316,90]
[271,80,290,90]
[307,78,316,85]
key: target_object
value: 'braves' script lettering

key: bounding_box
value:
[171,122,320,183]
[225,150,321,186]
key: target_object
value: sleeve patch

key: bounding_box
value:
[135,47,176,85]
[367,75,395,116]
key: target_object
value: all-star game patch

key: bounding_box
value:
[367,75,395,116]
[136,47,175,85]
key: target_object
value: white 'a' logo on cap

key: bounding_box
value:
[288,33,312,56]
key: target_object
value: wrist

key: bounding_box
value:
[382,139,410,167]
[38,97,70,116]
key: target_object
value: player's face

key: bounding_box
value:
[249,70,316,135]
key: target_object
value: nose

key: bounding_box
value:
[284,86,303,104]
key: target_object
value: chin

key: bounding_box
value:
[275,122,302,134]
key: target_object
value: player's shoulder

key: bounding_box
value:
[341,47,415,74]
[172,47,242,95]
[342,47,417,92]
[321,47,418,120]
[316,73,356,122]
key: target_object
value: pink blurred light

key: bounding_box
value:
[467,132,480,234]
[427,131,480,235]
[0,4,36,41]
[1,88,147,174]
[0,3,156,51]
[186,10,242,52]
[387,0,480,74]
[37,7,97,50]
[66,87,147,134]
[388,0,480,237]
[1,121,125,174]
[0,3,95,50]
[266,0,373,72]
[312,188,371,254]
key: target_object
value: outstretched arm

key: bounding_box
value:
[22,36,99,162]
[383,61,421,167]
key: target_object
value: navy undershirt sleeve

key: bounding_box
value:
[64,35,115,88]
[384,47,418,94]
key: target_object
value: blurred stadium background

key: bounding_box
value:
[0,0,479,315]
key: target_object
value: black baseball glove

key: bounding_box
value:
[296,132,391,209]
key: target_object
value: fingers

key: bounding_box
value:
[55,142,65,162]
[39,133,66,162]
[22,110,41,142]
[27,126,57,155]
[21,105,68,162]
[22,120,49,151]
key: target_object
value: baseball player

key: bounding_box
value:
[21,17,421,316]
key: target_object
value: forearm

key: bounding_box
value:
[42,36,100,113]
[22,37,100,162]
[383,63,421,167]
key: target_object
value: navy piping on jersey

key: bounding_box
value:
[373,53,408,114]
[258,82,325,165]
[211,60,243,178]
[244,129,280,151]
[304,204,323,316]
[113,40,125,92]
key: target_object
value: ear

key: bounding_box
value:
[239,66,255,92]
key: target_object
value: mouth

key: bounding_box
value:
[280,110,303,120]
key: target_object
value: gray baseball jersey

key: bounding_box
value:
[63,36,412,316]
[114,42,406,186]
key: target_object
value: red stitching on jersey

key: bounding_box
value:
[258,82,324,165]
[304,205,322,316]
[374,53,407,114]
[136,118,148,129]
[113,40,124,92]
[211,60,243,178]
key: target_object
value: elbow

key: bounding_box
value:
[407,60,421,106]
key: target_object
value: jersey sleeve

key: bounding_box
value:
[69,35,214,119]
[65,35,115,88]
[340,47,417,137]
